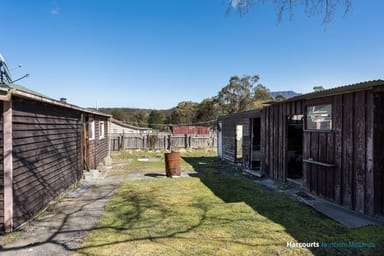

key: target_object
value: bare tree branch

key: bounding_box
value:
[227,0,352,25]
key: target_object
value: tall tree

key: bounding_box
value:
[130,110,149,127]
[195,97,219,126]
[216,75,262,114]
[253,84,273,101]
[148,110,164,130]
[170,101,199,125]
[111,108,128,122]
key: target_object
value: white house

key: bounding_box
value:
[110,118,152,136]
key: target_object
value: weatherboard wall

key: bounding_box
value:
[11,97,83,227]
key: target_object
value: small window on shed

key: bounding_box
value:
[89,121,95,140]
[306,104,332,130]
[99,121,105,139]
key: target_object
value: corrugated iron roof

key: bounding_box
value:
[217,108,262,121]
[281,80,384,103]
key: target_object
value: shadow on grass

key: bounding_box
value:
[182,156,384,256]
[3,154,382,255]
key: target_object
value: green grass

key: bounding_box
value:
[76,178,310,255]
[109,150,219,176]
[76,151,384,256]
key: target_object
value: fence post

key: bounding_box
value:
[143,136,147,151]
[184,134,188,149]
[167,135,171,150]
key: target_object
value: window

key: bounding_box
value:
[99,121,105,139]
[306,104,332,130]
[89,121,95,140]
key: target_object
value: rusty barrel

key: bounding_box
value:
[164,152,181,177]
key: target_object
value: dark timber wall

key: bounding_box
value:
[218,110,261,168]
[374,92,384,216]
[260,90,383,216]
[12,97,83,227]
[261,100,304,181]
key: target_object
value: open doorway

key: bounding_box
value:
[287,115,304,180]
[251,118,261,170]
[235,125,243,162]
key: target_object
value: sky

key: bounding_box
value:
[1,0,383,109]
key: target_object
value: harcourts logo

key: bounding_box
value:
[287,241,376,249]
[286,242,320,248]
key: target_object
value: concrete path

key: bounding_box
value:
[0,175,122,256]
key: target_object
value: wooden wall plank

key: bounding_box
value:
[260,109,266,173]
[354,91,366,214]
[326,131,335,200]
[318,132,327,197]
[303,131,311,190]
[310,132,319,193]
[282,103,287,182]
[278,105,283,181]
[342,93,354,208]
[269,107,274,178]
[266,107,270,175]
[273,106,278,180]
[334,95,343,204]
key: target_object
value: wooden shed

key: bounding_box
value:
[170,125,210,136]
[218,80,384,218]
[0,83,111,232]
[217,109,261,170]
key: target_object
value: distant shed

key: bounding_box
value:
[217,109,261,170]
[170,125,210,136]
[218,80,384,219]
[110,118,152,135]
[0,83,111,232]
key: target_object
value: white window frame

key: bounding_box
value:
[99,121,105,139]
[89,120,95,140]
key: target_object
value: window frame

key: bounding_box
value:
[305,103,333,131]
[89,120,95,140]
[99,121,105,139]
